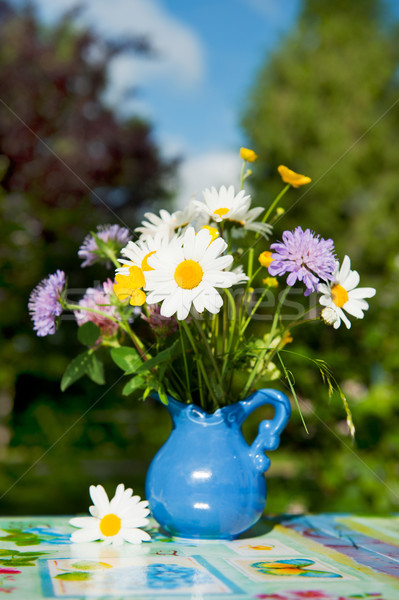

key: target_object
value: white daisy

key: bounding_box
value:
[145,227,238,320]
[135,209,177,240]
[173,198,207,231]
[69,484,151,545]
[195,185,272,237]
[116,233,178,276]
[135,200,202,240]
[231,264,249,284]
[318,255,376,329]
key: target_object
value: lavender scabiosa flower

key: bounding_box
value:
[28,270,66,337]
[79,225,132,268]
[74,279,119,339]
[268,226,336,296]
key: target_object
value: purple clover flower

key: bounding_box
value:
[141,304,179,338]
[78,224,132,268]
[74,279,119,339]
[28,270,66,337]
[268,226,336,296]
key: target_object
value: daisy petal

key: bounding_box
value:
[349,287,376,299]
[343,300,364,319]
[339,255,351,282]
[123,517,150,528]
[342,270,360,291]
[122,528,151,544]
[338,308,352,329]
[71,528,101,543]
[89,485,110,517]
[69,516,98,529]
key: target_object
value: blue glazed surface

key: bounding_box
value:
[145,389,291,540]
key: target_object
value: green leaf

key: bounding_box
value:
[143,386,152,400]
[135,340,179,374]
[122,376,146,396]
[61,351,104,391]
[86,353,105,385]
[61,352,92,391]
[110,347,142,374]
[77,321,101,346]
[157,385,169,405]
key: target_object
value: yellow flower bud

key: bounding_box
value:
[278,165,311,188]
[240,147,258,162]
[262,277,278,288]
[258,251,273,268]
[276,207,285,216]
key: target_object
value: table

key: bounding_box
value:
[0,514,398,599]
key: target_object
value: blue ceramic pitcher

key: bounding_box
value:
[145,388,291,540]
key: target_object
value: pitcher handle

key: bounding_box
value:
[240,389,291,473]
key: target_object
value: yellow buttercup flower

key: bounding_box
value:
[240,147,258,162]
[278,165,311,188]
[258,251,273,268]
[113,265,146,306]
[282,331,293,345]
[202,225,219,242]
[262,276,278,288]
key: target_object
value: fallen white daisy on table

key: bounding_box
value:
[69,484,151,545]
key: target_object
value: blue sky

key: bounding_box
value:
[14,0,302,204]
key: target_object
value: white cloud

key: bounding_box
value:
[174,151,242,209]
[35,0,205,99]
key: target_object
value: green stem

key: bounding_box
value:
[182,321,218,409]
[247,247,254,280]
[238,265,261,330]
[64,302,120,325]
[262,184,290,224]
[241,286,291,398]
[240,287,270,336]
[105,248,122,269]
[221,289,237,381]
[192,317,222,391]
[178,322,192,402]
[64,301,149,362]
[240,161,246,189]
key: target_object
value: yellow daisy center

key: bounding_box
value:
[141,250,156,271]
[214,207,229,218]
[331,284,349,307]
[99,513,121,537]
[174,260,203,289]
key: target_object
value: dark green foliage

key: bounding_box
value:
[0,1,176,515]
[242,0,399,514]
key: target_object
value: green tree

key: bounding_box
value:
[242,0,399,512]
[0,1,176,514]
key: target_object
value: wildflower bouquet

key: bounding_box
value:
[29,149,376,430]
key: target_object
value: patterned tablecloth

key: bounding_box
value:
[0,514,398,599]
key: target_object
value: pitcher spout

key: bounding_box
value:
[153,393,188,424]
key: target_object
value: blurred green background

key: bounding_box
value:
[0,0,398,516]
